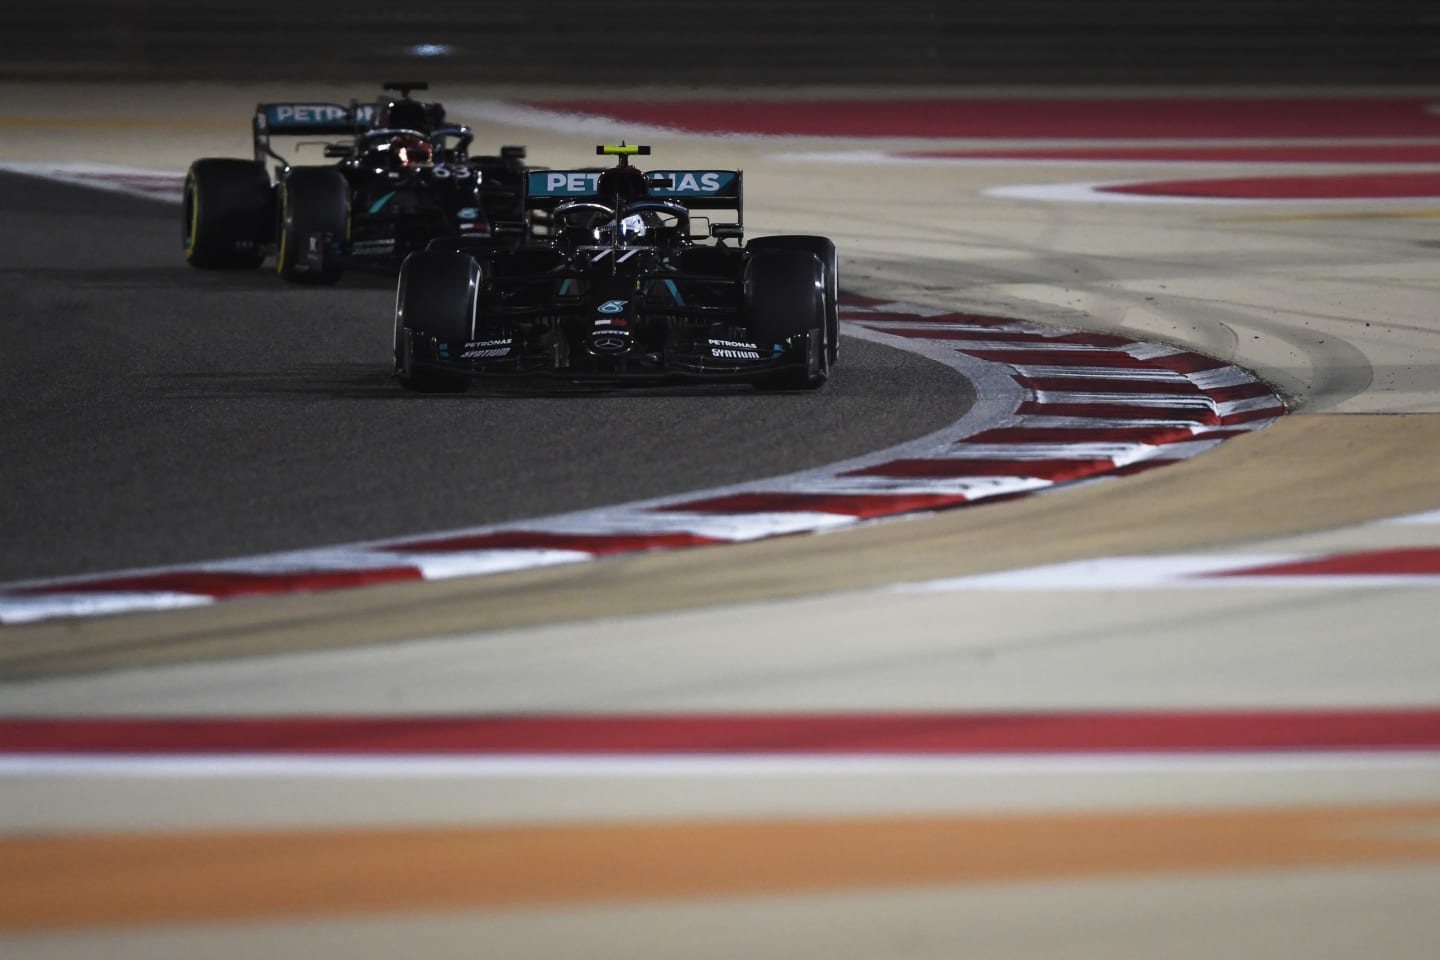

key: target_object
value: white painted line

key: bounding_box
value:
[3,751,1438,779]
[773,147,1440,169]
[409,550,592,579]
[985,180,1437,206]
[894,555,1265,590]
[520,510,860,540]
[1383,509,1440,525]
[893,555,1440,592]
[1031,390,1217,407]
[1019,416,1210,430]
[779,475,1053,497]
[935,442,1153,459]
[0,592,212,624]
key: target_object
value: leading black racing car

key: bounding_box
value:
[394,144,839,392]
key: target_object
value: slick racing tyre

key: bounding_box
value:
[182,158,270,269]
[744,248,830,391]
[276,168,350,285]
[746,235,838,366]
[394,251,479,393]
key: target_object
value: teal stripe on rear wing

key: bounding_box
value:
[253,101,376,167]
[649,171,740,201]
[528,170,604,196]
[527,170,741,206]
[255,102,375,136]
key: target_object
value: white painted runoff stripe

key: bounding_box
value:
[5,751,1437,780]
[895,553,1440,592]
[772,147,1440,169]
[0,592,213,624]
[1385,509,1440,525]
[984,180,1434,205]
[897,555,1305,591]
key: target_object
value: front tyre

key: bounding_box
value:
[744,249,829,391]
[276,168,350,285]
[746,235,838,366]
[183,158,270,269]
[394,251,480,393]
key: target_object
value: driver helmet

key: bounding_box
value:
[388,133,433,167]
[594,209,661,245]
[614,212,649,242]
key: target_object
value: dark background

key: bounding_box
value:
[2,1,1437,86]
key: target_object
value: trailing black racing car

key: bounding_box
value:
[394,145,838,391]
[182,81,528,284]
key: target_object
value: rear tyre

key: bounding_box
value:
[183,158,270,269]
[276,168,349,285]
[746,235,838,366]
[744,249,829,391]
[394,251,478,393]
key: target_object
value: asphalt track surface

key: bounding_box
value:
[0,172,969,582]
[2,85,1440,959]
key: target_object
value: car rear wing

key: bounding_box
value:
[524,169,744,237]
[252,101,376,167]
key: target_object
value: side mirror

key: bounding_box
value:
[323,143,350,159]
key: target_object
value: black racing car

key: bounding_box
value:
[182,81,528,284]
[393,145,838,392]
